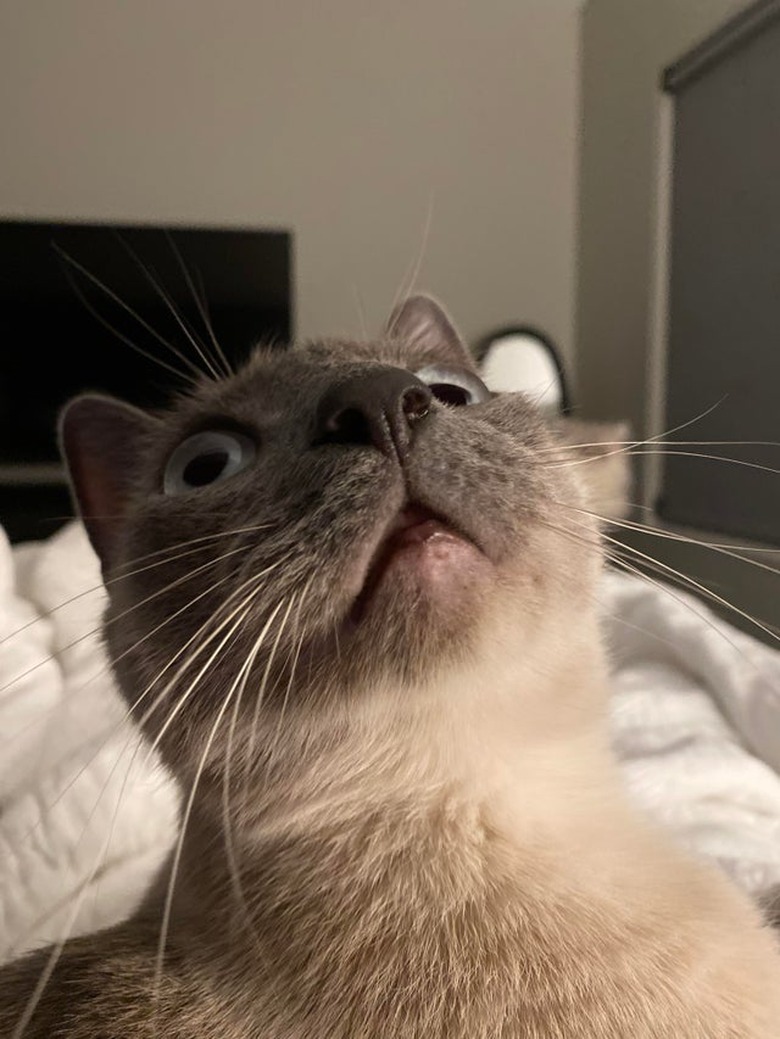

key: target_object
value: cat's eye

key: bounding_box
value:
[414,364,491,407]
[163,430,257,496]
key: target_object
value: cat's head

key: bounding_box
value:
[60,297,620,790]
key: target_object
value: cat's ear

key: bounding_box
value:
[59,394,160,571]
[387,295,473,367]
[553,419,632,522]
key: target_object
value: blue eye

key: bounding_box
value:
[414,364,491,407]
[164,430,256,496]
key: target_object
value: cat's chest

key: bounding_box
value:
[199,920,721,1039]
[167,797,780,1039]
[179,852,734,1039]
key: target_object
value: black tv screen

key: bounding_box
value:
[0,219,293,540]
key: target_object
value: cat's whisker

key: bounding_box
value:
[36,564,281,760]
[388,192,435,321]
[113,232,223,381]
[546,443,780,477]
[624,448,780,478]
[109,523,274,573]
[600,528,780,645]
[543,399,730,472]
[0,561,247,759]
[0,541,253,709]
[265,580,314,777]
[153,594,263,1005]
[7,603,245,1038]
[1,554,299,873]
[164,231,233,378]
[550,439,780,481]
[242,591,298,805]
[587,539,740,657]
[3,569,311,953]
[141,574,276,766]
[4,581,257,1037]
[523,377,563,415]
[3,565,275,862]
[221,597,293,957]
[603,546,770,670]
[56,258,194,384]
[195,265,235,367]
[9,820,121,1039]
[0,523,273,654]
[557,500,780,579]
[52,244,203,383]
[533,513,769,684]
[546,504,780,657]
[538,438,780,454]
[54,581,267,930]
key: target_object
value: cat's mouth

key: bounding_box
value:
[348,503,487,625]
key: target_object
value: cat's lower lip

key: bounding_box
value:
[349,505,485,624]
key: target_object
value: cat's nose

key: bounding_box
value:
[314,368,432,460]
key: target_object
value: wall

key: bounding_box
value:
[0,0,582,355]
[576,0,750,431]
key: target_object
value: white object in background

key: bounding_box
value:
[479,330,566,414]
[0,523,179,963]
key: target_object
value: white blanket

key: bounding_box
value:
[1,522,780,962]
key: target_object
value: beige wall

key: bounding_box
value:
[0,0,582,355]
[576,0,750,431]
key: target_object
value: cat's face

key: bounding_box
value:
[61,297,605,784]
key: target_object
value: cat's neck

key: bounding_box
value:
[162,686,646,1038]
[226,617,613,838]
[169,622,629,933]
[147,628,677,1037]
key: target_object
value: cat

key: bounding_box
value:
[1,294,779,1038]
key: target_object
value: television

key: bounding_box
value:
[0,220,293,541]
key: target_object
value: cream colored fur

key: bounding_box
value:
[153,597,780,1038]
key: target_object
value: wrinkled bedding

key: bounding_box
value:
[2,521,780,963]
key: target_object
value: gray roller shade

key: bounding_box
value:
[660,0,780,545]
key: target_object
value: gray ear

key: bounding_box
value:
[59,394,160,571]
[387,295,472,365]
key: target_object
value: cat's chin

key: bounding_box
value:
[347,505,492,628]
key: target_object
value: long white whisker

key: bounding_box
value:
[389,192,435,318]
[153,594,263,1004]
[4,576,259,1037]
[0,524,271,654]
[539,438,780,454]
[7,567,281,862]
[52,243,203,381]
[536,512,769,679]
[605,546,769,673]
[243,592,297,778]
[141,575,276,766]
[164,231,233,377]
[557,501,780,579]
[597,526,780,646]
[0,542,253,707]
[113,232,222,381]
[623,448,780,478]
[265,579,313,775]
[547,400,728,470]
[221,597,290,953]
